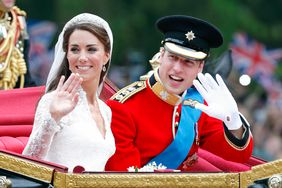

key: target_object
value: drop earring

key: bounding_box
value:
[102,65,106,72]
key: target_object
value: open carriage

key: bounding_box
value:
[0,79,281,188]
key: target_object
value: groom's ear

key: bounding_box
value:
[198,61,205,74]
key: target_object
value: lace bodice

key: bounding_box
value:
[22,89,116,172]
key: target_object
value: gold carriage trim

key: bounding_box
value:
[0,152,54,182]
[110,81,146,103]
[240,159,282,187]
[53,171,240,188]
[1,150,282,187]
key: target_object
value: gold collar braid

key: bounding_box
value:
[148,70,182,106]
[0,6,27,89]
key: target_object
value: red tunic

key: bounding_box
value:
[105,76,253,171]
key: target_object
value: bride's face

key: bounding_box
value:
[66,29,109,84]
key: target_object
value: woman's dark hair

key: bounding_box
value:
[46,23,111,92]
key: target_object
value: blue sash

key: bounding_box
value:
[147,88,203,169]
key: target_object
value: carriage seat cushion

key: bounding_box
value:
[0,86,45,153]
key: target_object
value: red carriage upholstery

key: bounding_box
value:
[0,86,44,153]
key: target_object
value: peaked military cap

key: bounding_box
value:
[156,15,223,60]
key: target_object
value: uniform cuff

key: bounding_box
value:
[223,114,251,150]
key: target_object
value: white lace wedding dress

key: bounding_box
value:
[22,89,116,172]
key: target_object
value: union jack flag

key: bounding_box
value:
[230,32,282,104]
[230,32,282,77]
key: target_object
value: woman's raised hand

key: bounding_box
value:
[50,73,83,122]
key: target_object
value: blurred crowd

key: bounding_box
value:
[246,97,282,161]
[227,71,282,161]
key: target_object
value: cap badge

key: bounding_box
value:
[185,30,195,41]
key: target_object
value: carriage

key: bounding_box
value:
[0,80,281,188]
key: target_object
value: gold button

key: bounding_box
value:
[175,122,179,127]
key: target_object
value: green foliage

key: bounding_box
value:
[17,0,282,72]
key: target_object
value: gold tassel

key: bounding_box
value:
[0,7,27,90]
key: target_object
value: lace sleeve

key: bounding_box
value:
[22,93,62,159]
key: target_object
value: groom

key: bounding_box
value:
[106,15,253,171]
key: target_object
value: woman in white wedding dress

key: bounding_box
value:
[22,13,115,172]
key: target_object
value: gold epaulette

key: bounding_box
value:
[12,6,26,17]
[110,81,146,103]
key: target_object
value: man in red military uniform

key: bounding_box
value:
[105,15,253,171]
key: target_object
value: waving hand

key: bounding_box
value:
[49,73,83,122]
[193,73,242,130]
